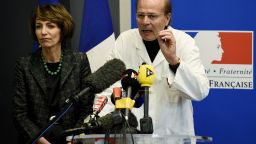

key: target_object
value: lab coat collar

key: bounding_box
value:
[134,32,165,67]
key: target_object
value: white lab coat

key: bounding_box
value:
[98,27,209,138]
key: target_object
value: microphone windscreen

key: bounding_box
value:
[97,111,123,130]
[128,112,139,128]
[114,110,139,133]
[85,59,126,93]
[121,69,139,90]
[121,69,140,96]
[96,113,113,130]
[98,111,138,133]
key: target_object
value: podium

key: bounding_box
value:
[66,134,213,144]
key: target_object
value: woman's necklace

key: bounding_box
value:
[41,52,63,76]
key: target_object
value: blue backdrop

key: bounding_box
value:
[131,0,256,144]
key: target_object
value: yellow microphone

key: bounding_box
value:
[137,63,156,87]
[137,63,155,134]
[115,98,135,110]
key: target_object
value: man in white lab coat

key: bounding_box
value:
[99,0,210,141]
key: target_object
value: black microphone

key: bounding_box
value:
[64,111,139,136]
[121,69,140,94]
[114,110,139,134]
[121,69,140,120]
[110,87,144,108]
[121,69,144,108]
[64,111,122,136]
[67,58,126,103]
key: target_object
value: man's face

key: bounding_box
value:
[136,0,170,41]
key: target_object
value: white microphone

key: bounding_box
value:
[84,95,108,123]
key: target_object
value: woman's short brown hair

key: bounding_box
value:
[30,3,74,42]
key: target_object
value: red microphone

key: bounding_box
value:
[111,87,122,105]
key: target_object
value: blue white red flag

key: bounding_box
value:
[79,0,115,72]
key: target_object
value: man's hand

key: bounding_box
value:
[157,29,180,65]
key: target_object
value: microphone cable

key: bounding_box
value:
[120,111,135,144]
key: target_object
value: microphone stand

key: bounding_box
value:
[139,86,153,134]
[29,87,92,144]
[124,86,132,121]
[28,92,85,144]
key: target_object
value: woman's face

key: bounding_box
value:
[35,19,61,49]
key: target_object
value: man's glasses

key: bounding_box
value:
[136,12,164,21]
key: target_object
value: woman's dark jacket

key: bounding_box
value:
[12,49,94,143]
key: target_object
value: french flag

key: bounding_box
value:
[79,0,115,72]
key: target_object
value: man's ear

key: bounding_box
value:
[166,12,171,26]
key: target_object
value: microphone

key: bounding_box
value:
[93,95,108,115]
[121,69,144,108]
[111,87,144,108]
[121,69,140,120]
[137,63,156,134]
[64,110,138,135]
[84,95,108,123]
[64,110,122,136]
[67,58,126,103]
[110,87,122,105]
[121,69,140,95]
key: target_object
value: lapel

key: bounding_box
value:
[59,49,75,89]
[30,49,48,95]
[152,50,165,67]
[135,37,152,65]
[29,49,75,95]
[135,36,165,67]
